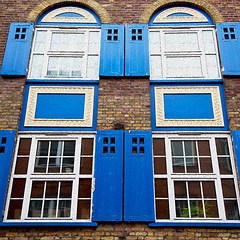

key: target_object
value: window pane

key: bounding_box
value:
[87,55,99,79]
[184,141,196,156]
[202,30,215,52]
[205,200,219,218]
[186,157,198,173]
[188,182,201,198]
[28,200,42,217]
[48,157,61,173]
[155,178,168,198]
[7,200,23,219]
[202,181,216,198]
[154,157,167,174]
[18,138,31,155]
[50,141,63,156]
[15,157,29,174]
[224,200,240,220]
[198,141,210,156]
[165,32,199,51]
[34,157,47,173]
[31,181,44,198]
[30,54,44,78]
[11,179,26,198]
[62,158,74,173]
[190,200,204,218]
[81,138,94,155]
[60,182,72,198]
[77,200,90,219]
[63,141,75,156]
[153,138,165,155]
[221,179,236,198]
[36,141,49,156]
[156,199,169,219]
[150,55,162,78]
[79,179,92,198]
[149,31,161,53]
[34,30,47,52]
[216,138,229,155]
[173,157,185,173]
[218,157,232,174]
[176,200,189,218]
[200,157,213,173]
[58,200,71,218]
[171,141,183,156]
[175,181,187,198]
[80,157,93,174]
[43,200,57,218]
[45,182,58,198]
[88,31,100,53]
[166,56,202,78]
[206,54,219,78]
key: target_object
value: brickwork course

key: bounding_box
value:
[1,0,240,238]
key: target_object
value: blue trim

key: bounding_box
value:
[232,130,240,179]
[0,222,97,227]
[150,83,229,131]
[36,5,101,26]
[26,79,99,84]
[149,6,214,26]
[149,222,240,228]
[150,79,223,84]
[19,83,98,131]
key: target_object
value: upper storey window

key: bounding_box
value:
[149,6,221,80]
[28,6,101,80]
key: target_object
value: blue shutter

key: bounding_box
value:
[99,25,124,76]
[0,130,16,218]
[216,23,240,75]
[1,23,34,76]
[92,130,123,221]
[125,25,150,76]
[232,130,240,178]
[124,131,155,222]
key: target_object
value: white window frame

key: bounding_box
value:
[4,133,96,222]
[28,26,101,80]
[153,132,240,222]
[149,27,221,80]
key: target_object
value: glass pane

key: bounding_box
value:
[149,31,161,53]
[205,200,219,218]
[79,179,92,198]
[77,200,90,219]
[86,55,99,79]
[48,157,61,173]
[184,141,196,156]
[155,178,168,198]
[175,181,187,198]
[31,181,44,198]
[29,54,44,78]
[81,139,94,155]
[165,32,199,51]
[206,54,219,78]
[173,157,185,173]
[154,157,167,174]
[171,141,183,156]
[62,158,74,173]
[11,178,26,198]
[166,56,202,78]
[150,55,162,79]
[45,182,58,198]
[190,200,204,218]
[34,30,47,52]
[60,182,72,198]
[221,179,236,198]
[18,138,31,155]
[202,181,216,198]
[15,157,29,174]
[224,200,240,220]
[216,138,229,155]
[28,200,42,217]
[200,157,213,173]
[58,200,71,217]
[7,200,23,219]
[63,141,75,156]
[218,157,232,174]
[176,200,189,218]
[80,157,93,174]
[43,200,57,218]
[202,30,215,52]
[156,199,169,219]
[188,182,201,198]
[153,138,165,155]
[50,141,63,156]
[186,157,198,173]
[88,31,100,53]
[198,141,210,156]
[34,157,47,173]
[36,141,49,156]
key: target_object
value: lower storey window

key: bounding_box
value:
[5,134,95,221]
[153,133,240,222]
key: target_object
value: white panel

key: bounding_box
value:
[150,55,162,79]
[166,56,202,77]
[149,31,161,53]
[88,31,100,53]
[50,33,85,51]
[87,55,98,79]
[206,55,219,78]
[203,30,216,52]
[165,33,199,51]
[30,54,44,78]
[34,31,47,52]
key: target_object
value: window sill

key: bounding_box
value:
[149,222,240,228]
[150,79,223,84]
[0,222,98,227]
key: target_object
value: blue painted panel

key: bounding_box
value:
[92,130,123,221]
[149,6,214,26]
[1,23,34,76]
[164,94,214,119]
[124,131,155,222]
[216,23,240,75]
[35,94,85,119]
[36,5,101,26]
[125,25,150,76]
[56,13,84,18]
[99,25,124,76]
[150,83,229,131]
[0,130,16,219]
[19,83,98,131]
[232,130,240,179]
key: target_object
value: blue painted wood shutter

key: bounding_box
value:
[1,23,34,76]
[124,131,155,222]
[216,22,240,75]
[232,130,240,178]
[92,130,123,221]
[99,25,124,76]
[125,25,150,76]
[0,130,16,218]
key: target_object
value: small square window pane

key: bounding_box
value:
[140,147,144,154]
[58,200,71,217]
[34,31,47,52]
[1,137,7,144]
[224,200,240,220]
[34,157,47,173]
[221,179,236,198]
[62,158,74,173]
[190,200,204,218]
[81,139,94,155]
[80,157,93,174]
[110,146,115,153]
[203,30,216,52]
[175,200,189,218]
[154,157,167,174]
[43,200,57,218]
[149,31,161,53]
[45,182,58,198]
[173,157,185,173]
[132,138,137,145]
[184,141,196,156]
[200,157,213,173]
[0,146,5,153]
[63,141,75,156]
[31,181,44,198]
[77,200,90,219]
[188,182,201,198]
[60,182,72,198]
[114,29,118,34]
[216,138,230,155]
[15,157,29,174]
[7,200,23,219]
[50,141,63,156]
[150,55,162,79]
[202,181,216,198]
[205,200,219,218]
[48,158,61,173]
[132,147,137,154]
[218,157,232,174]
[206,54,219,78]
[155,178,168,198]
[174,181,187,198]
[198,141,210,156]
[171,141,183,156]
[29,54,44,78]
[186,158,198,173]
[156,199,169,219]
[28,200,42,217]
[111,138,115,144]
[11,179,26,198]
[79,179,92,198]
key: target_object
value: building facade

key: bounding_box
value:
[1,0,240,238]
